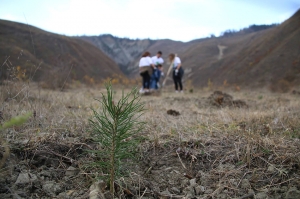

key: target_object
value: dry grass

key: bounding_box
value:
[1,83,300,198]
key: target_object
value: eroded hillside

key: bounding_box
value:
[181,9,300,90]
[0,20,124,87]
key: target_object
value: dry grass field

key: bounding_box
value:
[1,8,299,199]
[1,82,300,198]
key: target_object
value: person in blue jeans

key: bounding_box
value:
[150,64,164,89]
[150,51,164,90]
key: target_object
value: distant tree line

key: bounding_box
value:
[98,33,154,41]
[219,23,279,38]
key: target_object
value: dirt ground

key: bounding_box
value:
[1,84,300,199]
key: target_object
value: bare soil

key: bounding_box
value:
[1,86,300,199]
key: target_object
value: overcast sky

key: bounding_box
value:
[0,0,299,42]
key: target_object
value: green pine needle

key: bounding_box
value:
[88,83,145,194]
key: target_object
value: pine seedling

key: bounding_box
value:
[89,83,145,194]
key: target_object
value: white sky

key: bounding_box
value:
[0,0,299,41]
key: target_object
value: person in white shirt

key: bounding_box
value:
[150,51,164,89]
[169,53,184,92]
[151,51,164,67]
[139,51,156,93]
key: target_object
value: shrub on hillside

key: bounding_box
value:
[269,79,291,93]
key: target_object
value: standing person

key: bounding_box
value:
[152,51,164,67]
[150,51,164,90]
[169,53,184,93]
[150,64,164,89]
[139,51,156,93]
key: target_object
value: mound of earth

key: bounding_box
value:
[292,90,300,95]
[208,91,248,108]
[167,109,180,116]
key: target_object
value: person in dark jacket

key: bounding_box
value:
[169,53,184,93]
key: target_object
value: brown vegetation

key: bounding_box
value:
[1,9,300,199]
[1,82,300,198]
[84,9,300,91]
[180,9,300,91]
[0,19,124,88]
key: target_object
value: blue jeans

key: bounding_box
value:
[150,69,160,89]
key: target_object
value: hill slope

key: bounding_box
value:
[0,20,123,86]
[80,24,278,79]
[181,9,300,90]
[80,35,200,76]
[80,34,154,75]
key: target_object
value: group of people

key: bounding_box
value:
[138,51,184,93]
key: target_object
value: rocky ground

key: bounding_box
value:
[1,87,300,198]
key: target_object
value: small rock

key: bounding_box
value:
[89,180,106,199]
[170,187,180,194]
[182,186,195,196]
[70,191,79,198]
[160,188,171,197]
[185,192,195,198]
[229,179,238,186]
[267,165,275,172]
[274,195,283,199]
[181,179,189,186]
[204,189,213,194]
[39,170,52,177]
[241,179,251,189]
[57,192,70,199]
[78,189,85,195]
[65,166,79,176]
[152,186,160,193]
[15,172,38,184]
[195,185,205,195]
[67,190,78,197]
[248,189,255,194]
[190,178,197,187]
[185,186,196,198]
[10,174,18,182]
[43,181,62,196]
[256,192,268,199]
[218,193,227,199]
[285,187,300,199]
